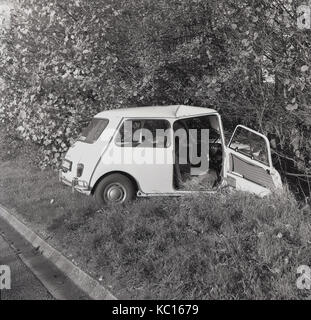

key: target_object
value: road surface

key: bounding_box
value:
[0,234,54,300]
[0,214,90,300]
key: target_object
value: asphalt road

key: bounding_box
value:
[0,212,91,300]
[0,234,54,300]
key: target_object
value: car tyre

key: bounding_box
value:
[94,173,136,207]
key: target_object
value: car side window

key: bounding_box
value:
[115,119,171,148]
[229,126,270,166]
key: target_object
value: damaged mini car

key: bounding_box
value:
[59,105,283,206]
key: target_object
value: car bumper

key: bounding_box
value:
[59,170,91,195]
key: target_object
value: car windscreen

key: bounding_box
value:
[78,118,109,144]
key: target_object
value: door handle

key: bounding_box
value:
[231,171,244,178]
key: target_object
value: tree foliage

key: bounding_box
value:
[0,0,310,170]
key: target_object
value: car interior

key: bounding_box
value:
[173,115,223,191]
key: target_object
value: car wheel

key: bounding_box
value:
[94,173,136,207]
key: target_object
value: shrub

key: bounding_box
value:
[0,0,310,174]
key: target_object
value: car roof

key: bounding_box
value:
[94,105,218,120]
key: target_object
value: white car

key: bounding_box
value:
[59,105,283,206]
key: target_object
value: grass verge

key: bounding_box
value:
[0,129,311,299]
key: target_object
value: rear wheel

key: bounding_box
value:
[94,174,136,207]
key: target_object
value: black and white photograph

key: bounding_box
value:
[0,0,311,308]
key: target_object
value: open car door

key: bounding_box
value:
[224,125,283,197]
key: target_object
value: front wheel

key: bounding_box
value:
[94,174,136,207]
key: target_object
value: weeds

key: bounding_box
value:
[42,193,310,299]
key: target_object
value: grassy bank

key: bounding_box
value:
[0,129,311,299]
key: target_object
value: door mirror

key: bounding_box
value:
[228,125,272,168]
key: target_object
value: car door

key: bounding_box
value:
[111,118,174,194]
[223,125,283,197]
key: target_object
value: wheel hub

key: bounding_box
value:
[105,184,126,203]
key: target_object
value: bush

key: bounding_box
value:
[0,0,310,173]
[0,0,146,166]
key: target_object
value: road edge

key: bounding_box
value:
[0,204,116,300]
